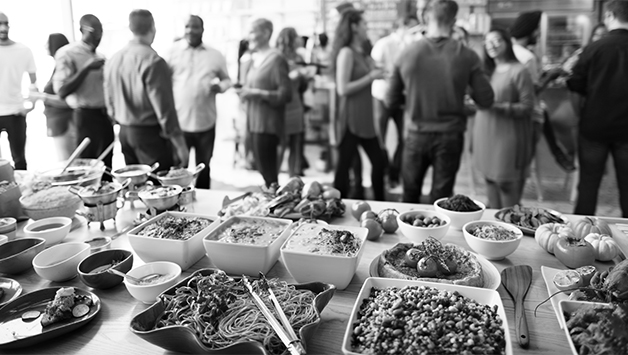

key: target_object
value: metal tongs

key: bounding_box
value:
[242,273,306,355]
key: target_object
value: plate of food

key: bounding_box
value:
[0,277,22,307]
[342,277,512,355]
[495,205,569,235]
[0,287,101,349]
[369,238,501,290]
[130,268,336,355]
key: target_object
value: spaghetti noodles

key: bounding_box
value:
[155,271,318,354]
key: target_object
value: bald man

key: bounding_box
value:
[54,14,114,171]
[0,11,37,170]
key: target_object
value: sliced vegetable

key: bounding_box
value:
[72,304,90,318]
[21,310,41,322]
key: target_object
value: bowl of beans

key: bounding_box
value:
[397,210,451,243]
[434,195,486,230]
[462,220,523,260]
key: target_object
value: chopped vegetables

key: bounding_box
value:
[469,224,518,241]
[138,216,212,240]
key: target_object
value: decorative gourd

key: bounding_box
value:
[535,223,574,255]
[584,233,620,262]
[573,217,612,239]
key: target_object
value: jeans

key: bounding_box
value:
[184,127,216,189]
[119,125,175,173]
[0,114,27,170]
[250,132,279,187]
[74,108,114,170]
[402,131,464,203]
[279,132,304,177]
[334,131,385,201]
[375,99,404,182]
[574,134,628,218]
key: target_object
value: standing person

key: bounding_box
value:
[371,14,420,188]
[567,0,628,218]
[104,9,188,171]
[54,14,114,171]
[237,18,291,188]
[473,28,535,208]
[386,0,494,203]
[43,33,75,161]
[276,27,307,177]
[0,11,37,170]
[562,23,608,75]
[166,15,231,189]
[331,9,386,201]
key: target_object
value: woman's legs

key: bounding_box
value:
[251,132,280,187]
[287,133,304,176]
[360,136,386,201]
[334,132,359,199]
[485,179,502,209]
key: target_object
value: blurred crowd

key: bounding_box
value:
[1,0,627,217]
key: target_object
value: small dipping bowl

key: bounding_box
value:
[23,216,72,247]
[0,238,46,274]
[32,242,91,282]
[78,249,134,289]
[0,235,7,246]
[124,261,181,304]
[0,217,17,240]
[85,236,113,253]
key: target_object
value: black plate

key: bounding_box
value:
[494,206,569,235]
[0,287,101,349]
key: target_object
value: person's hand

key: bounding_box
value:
[369,68,385,81]
[209,83,222,93]
[86,58,105,70]
[543,67,564,81]
[237,87,262,101]
[171,134,189,167]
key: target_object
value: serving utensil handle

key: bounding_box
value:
[515,294,530,348]
[62,137,91,173]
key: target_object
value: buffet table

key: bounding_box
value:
[5,189,626,355]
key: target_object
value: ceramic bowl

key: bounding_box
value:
[281,224,368,290]
[0,235,7,246]
[124,261,181,304]
[78,249,134,289]
[85,236,113,253]
[434,197,486,230]
[23,216,72,246]
[462,220,523,260]
[0,238,46,274]
[396,210,451,243]
[32,242,91,282]
[0,217,17,240]
[21,197,81,221]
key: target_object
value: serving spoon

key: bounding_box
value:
[107,269,162,284]
[501,265,533,348]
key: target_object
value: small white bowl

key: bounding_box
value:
[0,217,17,240]
[124,261,181,304]
[462,220,523,260]
[0,235,7,246]
[281,224,368,290]
[434,197,486,230]
[32,242,90,282]
[397,210,451,243]
[23,217,72,247]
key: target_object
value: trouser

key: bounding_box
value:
[183,127,215,189]
[250,132,279,188]
[119,125,175,173]
[334,131,385,201]
[74,108,114,170]
[0,114,27,170]
[375,99,404,182]
[402,131,464,204]
[574,134,628,218]
[280,132,304,177]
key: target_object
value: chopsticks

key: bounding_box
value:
[242,275,306,355]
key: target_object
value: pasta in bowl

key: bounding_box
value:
[130,268,336,355]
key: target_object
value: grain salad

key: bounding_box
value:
[285,224,361,256]
[138,216,212,241]
[351,285,506,354]
[468,224,518,241]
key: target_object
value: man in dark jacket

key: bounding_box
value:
[386,0,494,203]
[567,0,628,218]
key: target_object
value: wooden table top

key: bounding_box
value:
[3,189,625,355]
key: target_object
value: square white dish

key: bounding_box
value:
[558,300,614,355]
[341,277,513,355]
[127,211,219,271]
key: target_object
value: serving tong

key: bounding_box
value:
[242,273,306,355]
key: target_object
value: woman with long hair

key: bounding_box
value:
[43,33,76,160]
[331,9,386,201]
[276,27,307,176]
[473,28,535,208]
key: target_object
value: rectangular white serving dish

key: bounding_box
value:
[558,300,614,355]
[202,216,293,276]
[127,211,219,271]
[341,277,513,355]
[281,224,367,290]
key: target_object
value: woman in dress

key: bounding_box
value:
[473,28,535,208]
[237,19,292,188]
[43,33,75,161]
[331,9,386,201]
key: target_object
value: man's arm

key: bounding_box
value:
[468,54,494,109]
[384,62,405,110]
[55,56,105,99]
[213,53,232,93]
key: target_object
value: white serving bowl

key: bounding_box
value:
[32,242,90,282]
[203,216,293,276]
[127,212,220,271]
[462,220,523,260]
[396,210,451,243]
[23,216,72,246]
[281,224,368,290]
[124,261,181,304]
[434,197,486,230]
[559,300,613,355]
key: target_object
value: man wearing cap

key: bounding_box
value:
[510,10,574,173]
[567,0,628,218]
[54,14,114,172]
[0,11,37,170]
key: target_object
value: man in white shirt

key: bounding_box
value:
[166,15,231,189]
[0,12,37,170]
[371,14,420,187]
